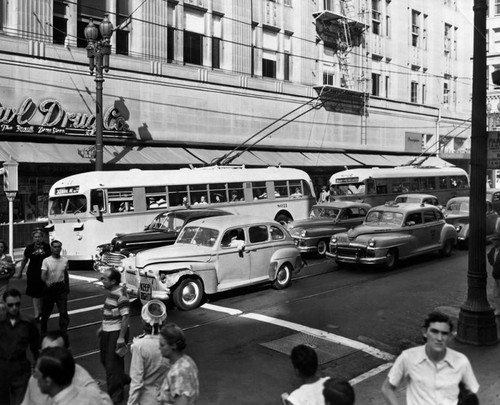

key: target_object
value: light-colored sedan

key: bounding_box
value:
[287,201,371,256]
[118,215,304,310]
[327,203,457,270]
[444,197,500,249]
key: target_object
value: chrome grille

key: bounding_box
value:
[101,251,127,266]
[337,246,366,258]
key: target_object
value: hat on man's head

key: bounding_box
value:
[491,232,500,241]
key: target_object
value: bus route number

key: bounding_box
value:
[277,203,288,208]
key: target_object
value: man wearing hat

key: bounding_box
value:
[127,300,169,405]
[487,232,500,315]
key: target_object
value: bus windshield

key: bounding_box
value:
[364,210,403,226]
[331,183,366,196]
[177,226,219,247]
[49,195,87,215]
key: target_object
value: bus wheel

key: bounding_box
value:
[272,263,292,289]
[385,249,398,271]
[316,240,327,257]
[172,278,204,311]
[276,214,292,225]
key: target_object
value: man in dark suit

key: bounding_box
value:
[487,232,500,315]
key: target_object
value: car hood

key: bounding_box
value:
[345,224,400,239]
[135,243,212,268]
[288,218,337,230]
[115,229,175,241]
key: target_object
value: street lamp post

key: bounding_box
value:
[84,15,114,171]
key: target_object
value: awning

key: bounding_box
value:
[346,153,393,166]
[0,142,202,165]
[301,152,359,167]
[185,148,267,166]
[250,151,312,167]
[380,154,454,167]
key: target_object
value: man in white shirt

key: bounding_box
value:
[40,240,70,335]
[381,311,479,405]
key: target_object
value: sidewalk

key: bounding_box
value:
[354,306,500,405]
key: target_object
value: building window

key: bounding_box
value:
[422,14,428,50]
[284,34,291,81]
[76,0,107,48]
[323,64,335,85]
[323,0,334,11]
[372,0,381,36]
[422,84,426,104]
[184,31,203,65]
[53,0,67,45]
[212,15,222,69]
[385,76,390,98]
[494,29,500,53]
[262,29,278,79]
[284,0,292,6]
[115,0,130,55]
[372,73,380,96]
[443,81,450,104]
[444,23,452,55]
[496,0,500,15]
[167,27,175,62]
[411,9,420,47]
[411,81,418,103]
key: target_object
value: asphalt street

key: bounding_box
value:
[10,248,492,405]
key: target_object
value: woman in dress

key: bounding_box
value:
[0,240,15,298]
[18,228,51,319]
[158,323,199,405]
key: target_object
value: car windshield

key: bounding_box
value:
[364,210,403,226]
[177,226,219,247]
[447,201,469,211]
[310,207,339,219]
[147,213,185,231]
[49,195,87,215]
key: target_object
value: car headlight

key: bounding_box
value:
[368,238,376,247]
[299,229,307,238]
[330,235,337,244]
[159,273,168,284]
[116,265,125,273]
[455,225,462,232]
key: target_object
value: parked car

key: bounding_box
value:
[287,201,371,256]
[94,208,232,272]
[326,202,457,270]
[444,197,500,249]
[394,193,440,207]
[486,188,500,214]
[118,215,304,310]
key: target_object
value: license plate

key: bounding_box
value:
[140,283,151,292]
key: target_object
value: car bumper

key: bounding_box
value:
[292,237,321,253]
[326,245,386,265]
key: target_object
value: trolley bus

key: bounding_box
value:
[47,166,316,261]
[329,166,469,207]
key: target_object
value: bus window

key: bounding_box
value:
[209,183,227,203]
[274,181,289,198]
[456,176,468,188]
[146,186,167,210]
[90,189,106,213]
[376,184,388,194]
[108,188,133,213]
[366,179,375,194]
[253,182,268,200]
[301,180,312,197]
[168,185,188,206]
[439,177,448,189]
[410,178,420,192]
[190,184,209,205]
[450,177,459,189]
[228,182,244,202]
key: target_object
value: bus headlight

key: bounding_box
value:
[368,239,376,247]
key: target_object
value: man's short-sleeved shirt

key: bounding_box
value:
[387,345,479,405]
[41,256,68,286]
[102,287,129,332]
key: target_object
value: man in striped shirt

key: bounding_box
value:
[98,268,130,404]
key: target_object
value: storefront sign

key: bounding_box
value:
[404,132,423,153]
[0,98,131,137]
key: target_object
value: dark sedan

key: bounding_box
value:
[94,208,231,271]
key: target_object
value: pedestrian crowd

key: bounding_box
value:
[0,226,492,405]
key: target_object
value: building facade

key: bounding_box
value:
[0,0,473,228]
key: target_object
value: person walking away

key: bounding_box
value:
[281,344,329,405]
[487,232,500,316]
[323,378,355,405]
[22,329,112,405]
[98,268,130,404]
[33,346,108,404]
[381,311,479,405]
[17,228,51,320]
[158,323,199,405]
[127,300,169,405]
[40,240,70,335]
[0,240,15,298]
[0,288,40,405]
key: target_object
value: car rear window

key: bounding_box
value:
[249,225,269,243]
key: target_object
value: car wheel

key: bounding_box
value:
[316,240,327,256]
[440,239,454,256]
[273,263,292,289]
[385,249,398,270]
[275,214,292,226]
[172,278,204,311]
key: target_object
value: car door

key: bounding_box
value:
[216,227,251,288]
[247,225,274,281]
[422,209,443,248]
[402,211,427,254]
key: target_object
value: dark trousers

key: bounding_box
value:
[40,282,69,334]
[100,329,129,404]
[0,359,31,405]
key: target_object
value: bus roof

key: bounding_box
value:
[49,166,311,193]
[329,166,467,183]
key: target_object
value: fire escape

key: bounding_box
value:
[312,0,369,122]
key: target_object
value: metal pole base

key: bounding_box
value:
[456,307,498,345]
